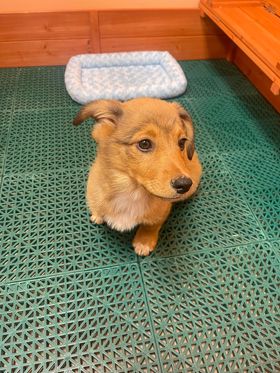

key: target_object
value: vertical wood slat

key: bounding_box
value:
[89,11,101,53]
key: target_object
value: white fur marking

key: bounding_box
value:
[104,188,149,231]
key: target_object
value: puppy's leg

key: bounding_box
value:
[133,223,162,256]
[87,195,104,224]
[90,214,104,225]
[87,162,105,225]
[133,204,171,256]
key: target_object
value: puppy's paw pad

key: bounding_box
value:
[133,243,152,257]
[90,214,104,224]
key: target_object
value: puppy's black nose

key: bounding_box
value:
[171,176,193,194]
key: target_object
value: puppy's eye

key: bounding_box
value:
[137,139,153,152]
[178,138,187,151]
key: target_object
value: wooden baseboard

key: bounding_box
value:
[234,48,280,113]
[0,9,229,67]
[101,35,229,60]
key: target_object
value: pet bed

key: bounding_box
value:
[65,51,187,104]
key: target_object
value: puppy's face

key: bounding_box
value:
[74,98,198,200]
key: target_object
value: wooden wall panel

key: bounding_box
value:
[99,9,228,60]
[101,34,229,60]
[234,48,280,113]
[0,9,229,67]
[0,39,91,67]
[99,10,223,38]
[0,12,90,42]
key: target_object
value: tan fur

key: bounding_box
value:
[73,98,202,256]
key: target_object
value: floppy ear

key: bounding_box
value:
[73,100,123,143]
[173,103,195,160]
[73,99,123,126]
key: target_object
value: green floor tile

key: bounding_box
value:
[188,95,279,127]
[193,126,218,155]
[5,107,95,174]
[151,180,266,258]
[239,184,280,240]
[0,111,12,176]
[202,118,280,154]
[0,264,160,372]
[0,59,279,371]
[179,59,240,79]
[0,170,135,282]
[15,66,78,110]
[141,243,279,372]
[223,149,280,190]
[181,76,222,99]
[0,68,20,108]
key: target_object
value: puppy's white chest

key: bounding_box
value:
[104,189,149,232]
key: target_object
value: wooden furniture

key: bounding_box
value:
[200,0,280,96]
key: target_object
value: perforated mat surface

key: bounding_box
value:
[0,60,279,372]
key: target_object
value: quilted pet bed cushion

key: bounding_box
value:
[65,51,187,104]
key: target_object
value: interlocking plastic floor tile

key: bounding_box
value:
[0,111,12,176]
[0,60,279,371]
[185,75,257,99]
[194,126,218,155]
[239,184,280,240]
[5,107,95,174]
[151,182,266,258]
[213,74,258,97]
[179,59,240,78]
[188,95,279,127]
[142,160,265,258]
[223,149,280,190]
[177,60,244,100]
[0,264,160,372]
[0,169,135,282]
[0,68,19,108]
[15,66,78,110]
[182,77,222,99]
[208,123,272,154]
[141,243,280,372]
[198,152,232,192]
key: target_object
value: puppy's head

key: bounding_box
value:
[73,98,198,200]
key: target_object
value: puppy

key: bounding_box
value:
[73,98,202,256]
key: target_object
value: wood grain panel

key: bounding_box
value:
[100,34,229,60]
[0,12,90,42]
[0,8,229,67]
[89,11,101,53]
[0,39,91,67]
[200,0,280,92]
[234,48,280,112]
[99,9,223,38]
[241,6,280,40]
[214,7,280,73]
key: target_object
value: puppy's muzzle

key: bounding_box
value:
[171,176,193,194]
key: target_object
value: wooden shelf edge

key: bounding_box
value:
[200,1,280,95]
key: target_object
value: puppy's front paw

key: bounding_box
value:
[133,242,153,257]
[90,214,104,225]
[133,225,159,256]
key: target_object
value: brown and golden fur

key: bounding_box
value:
[73,98,202,256]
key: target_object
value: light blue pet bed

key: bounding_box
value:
[65,51,187,104]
